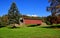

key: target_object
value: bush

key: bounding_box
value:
[45,21,52,25]
[0,21,7,28]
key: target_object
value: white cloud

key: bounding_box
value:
[27,14,31,16]
[26,14,38,17]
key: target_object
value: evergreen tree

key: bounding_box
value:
[8,2,21,24]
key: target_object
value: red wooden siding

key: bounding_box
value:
[24,19,42,25]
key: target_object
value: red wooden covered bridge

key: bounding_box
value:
[19,15,43,25]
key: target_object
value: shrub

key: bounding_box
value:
[45,21,52,25]
[0,21,7,28]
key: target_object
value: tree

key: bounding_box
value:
[46,0,60,24]
[0,15,8,27]
[1,15,8,25]
[47,0,60,16]
[8,2,21,25]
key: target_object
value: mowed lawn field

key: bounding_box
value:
[0,27,60,38]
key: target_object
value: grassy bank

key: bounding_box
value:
[0,27,60,38]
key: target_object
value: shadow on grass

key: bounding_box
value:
[7,26,20,29]
[8,27,20,29]
[0,26,5,28]
[42,25,60,28]
[27,24,40,27]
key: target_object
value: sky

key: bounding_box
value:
[0,0,51,17]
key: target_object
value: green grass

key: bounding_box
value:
[0,27,60,38]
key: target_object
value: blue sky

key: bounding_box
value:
[0,0,51,17]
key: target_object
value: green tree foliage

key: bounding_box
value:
[8,2,21,24]
[46,0,60,24]
[0,15,8,27]
[1,15,8,25]
[47,0,60,16]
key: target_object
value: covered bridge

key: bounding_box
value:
[19,15,43,25]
